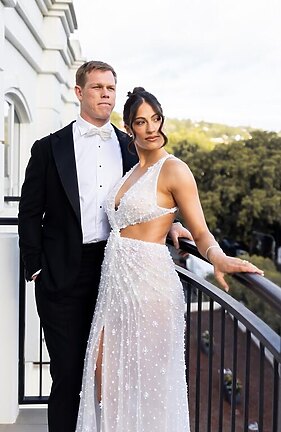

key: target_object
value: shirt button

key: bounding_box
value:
[100,206,102,209]
[100,185,102,187]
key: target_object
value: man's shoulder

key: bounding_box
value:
[39,121,74,143]
[112,124,132,140]
[31,122,74,158]
[33,122,74,149]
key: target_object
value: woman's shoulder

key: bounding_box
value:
[163,154,194,177]
[159,154,197,195]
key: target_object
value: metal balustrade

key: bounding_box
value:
[1,217,280,430]
[180,265,280,431]
[168,238,281,432]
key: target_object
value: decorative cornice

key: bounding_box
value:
[48,1,77,33]
[5,27,40,73]
[34,0,51,15]
[1,0,17,7]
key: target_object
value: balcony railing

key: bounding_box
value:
[1,217,280,431]
[167,237,281,432]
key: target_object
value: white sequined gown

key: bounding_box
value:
[76,155,190,432]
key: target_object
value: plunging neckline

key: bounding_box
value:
[114,154,169,212]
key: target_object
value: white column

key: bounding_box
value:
[0,2,5,211]
[0,144,4,211]
[0,233,19,423]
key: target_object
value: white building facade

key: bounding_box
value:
[0,0,84,423]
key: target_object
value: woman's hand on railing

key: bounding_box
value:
[168,222,193,250]
[210,253,264,292]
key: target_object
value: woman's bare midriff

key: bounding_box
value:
[119,213,175,244]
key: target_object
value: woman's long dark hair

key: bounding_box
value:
[123,87,168,149]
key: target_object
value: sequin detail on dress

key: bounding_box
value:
[76,154,190,432]
[108,154,178,230]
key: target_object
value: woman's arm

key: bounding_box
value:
[166,158,264,291]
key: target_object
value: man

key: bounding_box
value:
[18,61,191,432]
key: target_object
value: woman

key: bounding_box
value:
[76,88,263,432]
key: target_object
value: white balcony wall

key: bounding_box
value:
[0,0,84,219]
[0,0,84,423]
[0,234,19,423]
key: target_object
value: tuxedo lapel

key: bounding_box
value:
[51,122,81,224]
[50,123,136,226]
[113,126,138,174]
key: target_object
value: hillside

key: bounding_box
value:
[110,111,259,151]
[164,118,254,151]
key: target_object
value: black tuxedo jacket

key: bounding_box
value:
[18,122,138,296]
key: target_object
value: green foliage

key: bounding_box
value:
[111,112,254,153]
[174,130,281,246]
[170,126,281,331]
[112,112,281,258]
[224,370,242,394]
[111,112,281,330]
[164,118,252,153]
[201,330,210,342]
[110,111,123,129]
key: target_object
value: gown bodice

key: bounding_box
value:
[105,154,178,231]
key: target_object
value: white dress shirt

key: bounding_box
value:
[73,115,123,243]
[32,117,123,278]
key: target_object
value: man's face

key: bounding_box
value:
[75,69,116,127]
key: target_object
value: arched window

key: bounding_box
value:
[4,99,20,197]
[3,89,32,201]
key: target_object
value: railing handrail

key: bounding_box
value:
[1,219,281,311]
[4,196,21,202]
[0,217,18,225]
[176,264,281,361]
[167,237,281,315]
[1,219,281,313]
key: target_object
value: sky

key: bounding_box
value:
[72,0,281,132]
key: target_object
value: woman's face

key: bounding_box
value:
[130,102,164,151]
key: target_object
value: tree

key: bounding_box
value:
[110,111,123,129]
[174,131,281,248]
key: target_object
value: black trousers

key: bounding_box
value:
[35,242,106,432]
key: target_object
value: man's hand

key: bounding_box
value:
[169,222,193,249]
[31,269,41,281]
